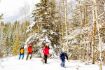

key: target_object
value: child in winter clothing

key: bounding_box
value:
[26,44,33,60]
[60,51,68,67]
[19,46,24,59]
[42,45,50,63]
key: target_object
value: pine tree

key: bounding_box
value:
[32,0,61,46]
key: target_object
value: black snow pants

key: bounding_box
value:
[44,55,48,63]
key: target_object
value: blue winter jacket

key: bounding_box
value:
[60,52,68,61]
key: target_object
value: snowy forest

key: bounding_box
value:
[0,0,105,70]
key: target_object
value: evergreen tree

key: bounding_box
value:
[32,0,61,46]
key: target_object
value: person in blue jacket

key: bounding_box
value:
[60,50,68,67]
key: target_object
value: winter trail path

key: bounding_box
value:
[0,56,105,70]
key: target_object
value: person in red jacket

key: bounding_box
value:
[26,44,33,60]
[43,44,50,64]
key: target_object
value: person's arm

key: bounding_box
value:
[65,53,68,60]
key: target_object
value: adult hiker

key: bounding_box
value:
[42,44,50,64]
[19,46,24,60]
[60,49,68,67]
[26,43,33,60]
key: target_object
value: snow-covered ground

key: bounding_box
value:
[0,56,105,70]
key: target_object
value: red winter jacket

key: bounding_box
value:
[28,45,32,54]
[43,46,49,55]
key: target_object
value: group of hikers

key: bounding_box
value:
[19,44,33,60]
[19,43,68,67]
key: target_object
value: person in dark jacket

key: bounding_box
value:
[19,46,24,60]
[60,51,68,67]
[26,44,33,60]
[42,44,50,64]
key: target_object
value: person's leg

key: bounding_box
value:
[26,53,29,60]
[19,54,21,60]
[62,60,65,67]
[45,55,47,63]
[30,54,32,59]
[22,54,24,59]
[46,55,48,63]
[61,59,65,67]
[61,60,63,67]
[44,55,46,63]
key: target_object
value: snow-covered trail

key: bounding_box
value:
[0,56,105,70]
